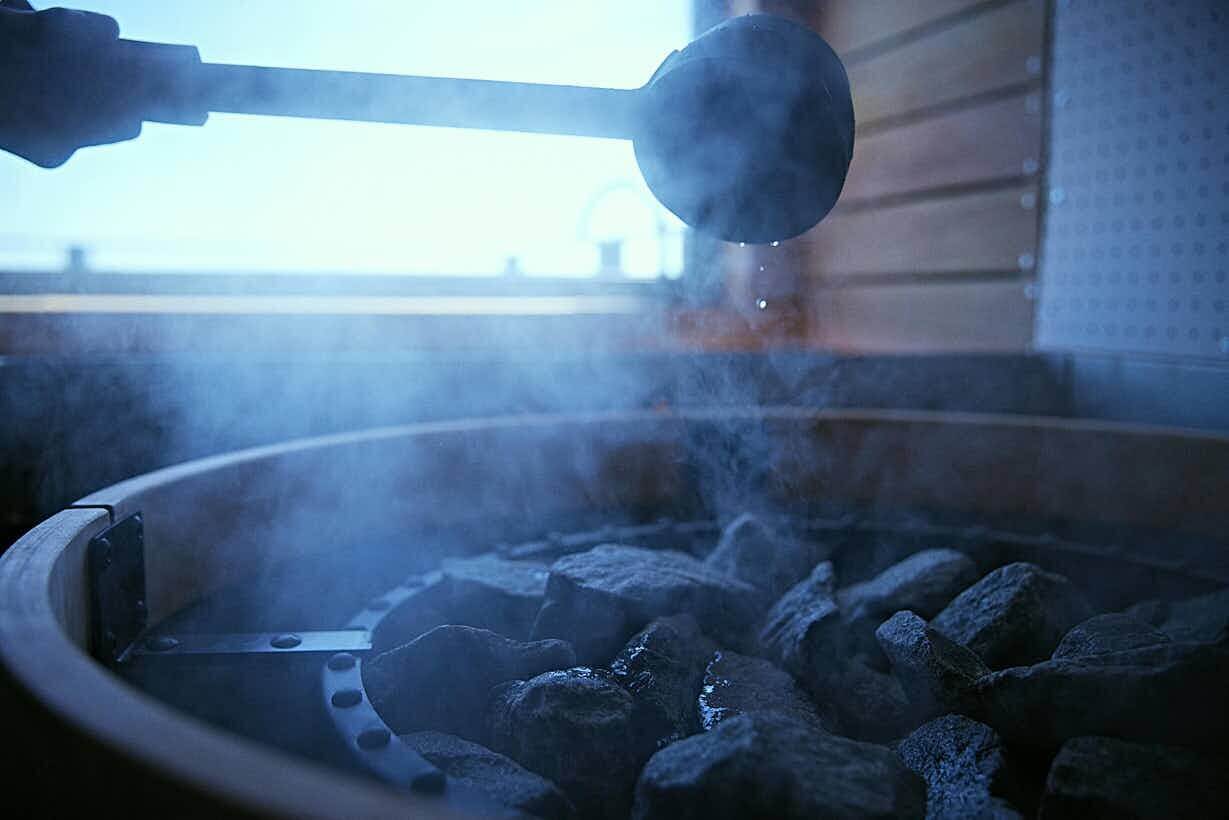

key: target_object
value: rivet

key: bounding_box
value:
[327,652,357,671]
[270,633,302,649]
[357,727,391,750]
[144,635,179,652]
[331,689,362,708]
[410,769,447,794]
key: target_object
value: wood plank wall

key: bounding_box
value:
[734,0,1050,352]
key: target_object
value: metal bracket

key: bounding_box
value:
[87,513,147,666]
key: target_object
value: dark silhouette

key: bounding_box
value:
[1,1,143,167]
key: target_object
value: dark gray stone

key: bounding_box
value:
[437,554,551,640]
[698,650,834,733]
[758,560,842,676]
[977,639,1229,752]
[807,657,913,744]
[876,611,989,722]
[704,513,828,600]
[530,545,764,664]
[371,572,449,653]
[632,711,926,820]
[932,563,1093,669]
[1040,736,1229,820]
[1051,613,1169,660]
[401,731,575,820]
[839,549,981,659]
[488,667,658,820]
[610,615,716,749]
[365,625,575,740]
[897,715,1023,820]
[1128,587,1229,644]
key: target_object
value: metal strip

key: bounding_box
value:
[129,629,371,658]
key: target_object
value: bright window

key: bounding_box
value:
[1,1,691,279]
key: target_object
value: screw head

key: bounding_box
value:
[144,635,180,653]
[270,633,302,649]
[331,689,363,708]
[327,652,357,671]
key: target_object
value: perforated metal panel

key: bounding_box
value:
[1037,0,1229,359]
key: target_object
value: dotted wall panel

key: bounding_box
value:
[1037,0,1229,359]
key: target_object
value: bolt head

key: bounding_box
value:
[357,727,391,750]
[327,652,357,671]
[144,635,180,653]
[270,633,302,649]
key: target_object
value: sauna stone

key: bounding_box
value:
[437,554,551,640]
[932,563,1093,669]
[609,614,716,748]
[530,544,763,664]
[487,667,658,820]
[365,625,575,740]
[757,560,842,676]
[897,715,1024,820]
[838,549,980,659]
[876,611,989,723]
[807,656,913,743]
[698,650,834,733]
[1050,613,1168,660]
[1040,736,1229,819]
[401,730,576,820]
[704,513,828,600]
[1128,586,1229,644]
[632,711,926,820]
[977,639,1229,752]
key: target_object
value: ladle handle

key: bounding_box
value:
[118,39,643,140]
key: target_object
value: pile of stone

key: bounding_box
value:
[364,514,1229,819]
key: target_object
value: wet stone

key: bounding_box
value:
[757,560,842,677]
[876,611,989,723]
[530,545,763,665]
[897,715,1024,820]
[609,615,716,748]
[487,667,658,820]
[365,625,575,741]
[977,639,1229,752]
[932,563,1093,669]
[632,711,926,820]
[698,649,834,733]
[438,554,551,640]
[704,513,830,601]
[1050,613,1169,660]
[1040,736,1229,820]
[1127,586,1229,644]
[838,549,980,661]
[401,730,576,820]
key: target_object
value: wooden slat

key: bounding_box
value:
[822,0,990,55]
[842,92,1041,202]
[805,186,1037,277]
[848,0,1044,126]
[810,279,1035,352]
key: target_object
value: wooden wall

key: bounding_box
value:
[736,0,1049,352]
